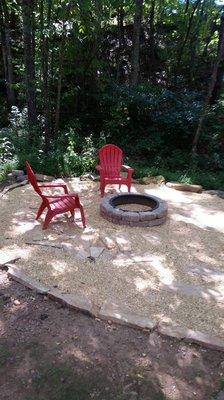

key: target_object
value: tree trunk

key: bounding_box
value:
[177,0,201,66]
[0,0,16,106]
[21,0,37,139]
[131,0,143,86]
[192,13,224,154]
[54,1,72,136]
[116,3,125,82]
[211,15,224,103]
[149,0,156,79]
[40,0,52,152]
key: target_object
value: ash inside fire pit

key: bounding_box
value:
[100,193,168,227]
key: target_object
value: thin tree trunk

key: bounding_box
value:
[0,0,16,106]
[211,15,224,103]
[131,0,143,86]
[192,13,224,154]
[116,3,125,82]
[177,0,201,66]
[54,1,72,136]
[21,0,38,139]
[40,0,52,151]
[149,0,156,79]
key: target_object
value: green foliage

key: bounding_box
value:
[133,164,224,190]
[59,129,98,176]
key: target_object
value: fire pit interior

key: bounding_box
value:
[100,193,168,227]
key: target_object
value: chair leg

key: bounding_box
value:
[127,182,131,192]
[100,182,105,197]
[43,210,54,229]
[36,202,46,220]
[79,204,86,228]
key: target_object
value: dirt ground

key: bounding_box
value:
[0,269,224,400]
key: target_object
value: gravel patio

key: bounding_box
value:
[0,179,224,340]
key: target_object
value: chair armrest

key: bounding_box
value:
[122,165,134,177]
[122,165,134,172]
[38,183,68,193]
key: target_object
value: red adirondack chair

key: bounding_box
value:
[96,144,134,196]
[26,161,86,229]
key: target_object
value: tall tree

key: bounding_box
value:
[0,0,16,107]
[211,13,224,103]
[40,0,52,151]
[21,0,38,139]
[192,12,224,154]
[177,0,201,66]
[131,0,143,86]
[54,1,72,136]
[148,0,156,78]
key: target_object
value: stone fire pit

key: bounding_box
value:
[100,193,168,226]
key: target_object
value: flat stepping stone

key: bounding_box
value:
[157,322,224,351]
[48,289,94,316]
[90,246,104,258]
[7,265,49,294]
[99,299,156,330]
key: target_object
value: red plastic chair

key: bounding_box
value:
[96,144,134,196]
[26,161,86,229]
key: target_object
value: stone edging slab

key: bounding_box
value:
[2,263,224,352]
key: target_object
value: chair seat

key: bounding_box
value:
[49,197,77,212]
[104,176,128,182]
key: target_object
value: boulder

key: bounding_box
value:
[35,173,54,182]
[166,182,203,193]
[16,174,28,182]
[12,169,25,178]
[203,190,224,199]
[139,175,165,185]
[80,173,99,182]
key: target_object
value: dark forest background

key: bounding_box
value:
[0,0,224,188]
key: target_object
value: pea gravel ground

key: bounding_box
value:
[0,179,224,339]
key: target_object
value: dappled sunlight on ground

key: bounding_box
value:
[0,179,224,338]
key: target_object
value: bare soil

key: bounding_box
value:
[0,269,224,400]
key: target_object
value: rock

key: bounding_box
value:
[80,173,99,182]
[7,265,49,294]
[13,299,20,306]
[116,237,131,252]
[16,174,28,182]
[139,175,165,185]
[12,169,25,178]
[166,182,203,193]
[185,330,224,351]
[48,289,94,316]
[90,246,104,258]
[99,299,156,330]
[203,190,224,199]
[35,173,54,182]
[100,236,116,250]
[157,323,187,340]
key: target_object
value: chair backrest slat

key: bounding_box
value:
[99,144,122,178]
[26,161,43,198]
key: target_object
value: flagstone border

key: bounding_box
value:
[2,262,224,352]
